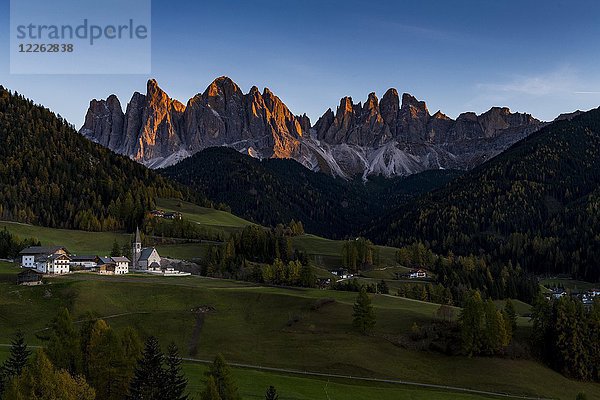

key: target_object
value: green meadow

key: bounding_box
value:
[0,262,596,399]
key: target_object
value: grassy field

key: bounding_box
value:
[540,278,599,291]
[494,299,533,317]
[361,266,412,279]
[158,199,406,271]
[156,198,254,234]
[0,262,596,399]
[0,346,500,400]
[0,198,405,271]
[291,234,400,269]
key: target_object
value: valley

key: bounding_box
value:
[0,262,597,399]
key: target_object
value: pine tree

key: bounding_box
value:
[164,343,188,400]
[299,264,316,288]
[45,308,82,375]
[111,240,121,257]
[265,385,279,400]
[87,319,129,400]
[3,331,30,378]
[129,336,166,400]
[504,299,518,333]
[205,354,240,400]
[3,350,96,400]
[460,291,485,356]
[200,376,222,400]
[352,287,376,335]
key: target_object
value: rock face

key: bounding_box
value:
[81,77,307,169]
[80,77,544,178]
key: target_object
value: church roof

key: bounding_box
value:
[135,227,141,244]
[139,247,158,261]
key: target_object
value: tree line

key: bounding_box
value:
[202,225,308,280]
[394,242,539,305]
[0,228,40,259]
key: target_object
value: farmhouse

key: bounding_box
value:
[20,246,71,274]
[97,256,130,275]
[17,268,44,285]
[409,269,429,279]
[332,268,352,279]
[111,256,130,274]
[20,246,68,269]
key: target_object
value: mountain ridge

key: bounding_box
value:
[365,107,600,281]
[80,77,545,178]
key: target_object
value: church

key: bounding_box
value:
[132,227,162,271]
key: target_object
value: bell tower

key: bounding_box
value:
[133,226,142,270]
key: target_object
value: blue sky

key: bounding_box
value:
[1,0,600,126]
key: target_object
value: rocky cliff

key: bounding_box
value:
[80,77,544,178]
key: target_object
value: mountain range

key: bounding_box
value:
[80,77,544,178]
[367,107,600,281]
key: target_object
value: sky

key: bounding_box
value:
[1,0,600,127]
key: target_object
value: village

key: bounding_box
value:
[16,227,190,285]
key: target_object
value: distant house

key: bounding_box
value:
[317,278,332,289]
[96,256,128,275]
[150,210,165,218]
[551,288,567,299]
[20,246,68,269]
[46,253,71,274]
[70,255,97,270]
[98,262,116,275]
[163,212,182,220]
[17,269,44,286]
[332,268,352,279]
[150,210,182,220]
[111,257,130,275]
[409,269,428,279]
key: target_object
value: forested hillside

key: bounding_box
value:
[161,147,461,238]
[0,87,200,231]
[368,108,600,281]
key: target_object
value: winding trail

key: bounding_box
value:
[179,357,555,400]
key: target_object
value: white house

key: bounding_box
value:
[96,256,130,275]
[111,256,130,274]
[409,269,428,279]
[20,246,71,275]
[46,253,71,274]
[332,268,352,279]
[20,246,67,269]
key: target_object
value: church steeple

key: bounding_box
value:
[133,226,142,270]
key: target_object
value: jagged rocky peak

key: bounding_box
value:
[401,92,429,115]
[80,94,125,149]
[80,78,546,178]
[80,76,309,168]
